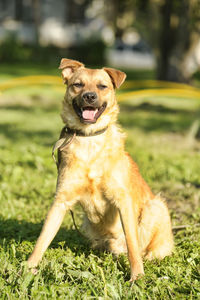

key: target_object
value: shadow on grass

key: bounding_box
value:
[119,102,199,133]
[0,63,59,77]
[120,102,196,114]
[0,123,57,146]
[2,105,59,113]
[0,216,91,255]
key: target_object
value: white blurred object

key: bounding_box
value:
[106,40,156,70]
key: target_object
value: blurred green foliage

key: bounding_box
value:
[68,38,106,65]
[0,35,32,62]
[0,35,62,64]
[0,34,106,66]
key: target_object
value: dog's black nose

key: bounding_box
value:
[82,92,97,104]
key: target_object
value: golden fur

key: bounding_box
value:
[27,59,173,281]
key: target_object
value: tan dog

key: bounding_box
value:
[27,59,173,281]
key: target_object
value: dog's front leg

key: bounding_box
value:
[118,198,144,281]
[27,198,67,269]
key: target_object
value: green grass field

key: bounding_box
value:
[0,65,200,299]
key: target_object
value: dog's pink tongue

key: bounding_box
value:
[82,109,97,120]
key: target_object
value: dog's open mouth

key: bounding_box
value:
[73,100,107,124]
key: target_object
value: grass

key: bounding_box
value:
[0,65,200,299]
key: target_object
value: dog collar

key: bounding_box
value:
[64,125,108,137]
[52,125,108,169]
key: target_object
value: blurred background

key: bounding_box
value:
[0,0,200,83]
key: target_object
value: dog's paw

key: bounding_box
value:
[27,257,39,274]
[29,267,38,275]
[129,271,144,282]
[130,263,144,282]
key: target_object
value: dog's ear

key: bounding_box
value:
[103,67,126,89]
[59,58,84,83]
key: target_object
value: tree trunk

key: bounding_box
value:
[157,0,174,81]
[32,0,40,43]
[157,0,199,82]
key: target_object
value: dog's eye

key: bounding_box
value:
[97,84,107,90]
[73,83,84,88]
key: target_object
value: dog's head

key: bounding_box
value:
[59,58,126,133]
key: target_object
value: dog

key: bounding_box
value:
[27,58,173,281]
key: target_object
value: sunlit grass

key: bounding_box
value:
[0,65,200,298]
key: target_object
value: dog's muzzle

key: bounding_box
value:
[72,93,107,124]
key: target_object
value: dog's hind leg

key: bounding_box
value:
[138,196,173,260]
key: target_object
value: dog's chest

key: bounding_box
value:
[80,188,109,224]
[69,135,105,163]
[70,137,109,223]
[64,136,110,224]
[80,159,107,224]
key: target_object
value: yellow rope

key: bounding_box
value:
[117,88,200,101]
[122,79,197,90]
[0,75,63,91]
[0,75,200,100]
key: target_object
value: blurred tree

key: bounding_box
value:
[32,0,40,42]
[1,0,199,80]
[15,0,23,21]
[155,0,200,82]
[109,0,128,39]
[106,0,200,82]
[66,0,91,24]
